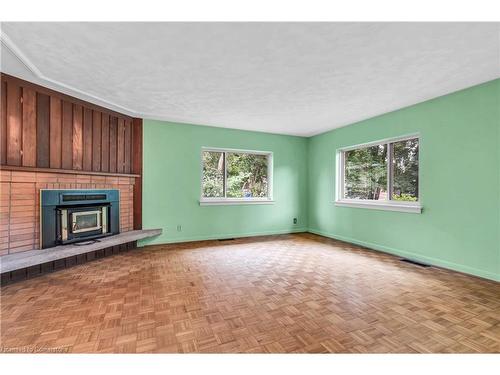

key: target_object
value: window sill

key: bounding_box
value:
[200,199,275,206]
[334,200,422,213]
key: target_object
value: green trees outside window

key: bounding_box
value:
[342,137,419,202]
[345,144,388,200]
[392,139,419,201]
[202,151,225,197]
[202,150,270,199]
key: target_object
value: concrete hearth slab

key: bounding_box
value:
[0,229,162,274]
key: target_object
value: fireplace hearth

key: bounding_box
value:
[40,189,120,249]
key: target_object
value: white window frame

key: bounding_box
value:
[200,147,274,205]
[335,134,422,213]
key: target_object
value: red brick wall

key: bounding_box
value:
[0,170,135,255]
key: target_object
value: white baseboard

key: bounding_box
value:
[139,227,307,246]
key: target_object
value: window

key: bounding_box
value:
[201,148,273,205]
[336,135,420,213]
[344,144,388,201]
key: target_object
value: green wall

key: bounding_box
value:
[141,79,500,281]
[141,121,309,245]
[308,79,500,281]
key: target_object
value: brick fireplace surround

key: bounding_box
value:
[0,170,135,255]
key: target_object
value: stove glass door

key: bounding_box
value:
[71,210,102,233]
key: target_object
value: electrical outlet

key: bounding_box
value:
[293,218,297,225]
[177,225,182,232]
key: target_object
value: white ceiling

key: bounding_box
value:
[1,22,499,136]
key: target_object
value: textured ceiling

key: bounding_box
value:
[1,22,499,136]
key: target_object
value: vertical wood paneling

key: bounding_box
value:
[72,104,83,170]
[49,97,62,168]
[2,75,136,178]
[132,118,143,230]
[109,117,117,173]
[117,118,125,173]
[92,111,101,171]
[82,107,93,171]
[21,87,37,167]
[124,120,132,173]
[100,114,110,172]
[36,93,50,168]
[1,80,7,164]
[6,82,22,166]
[61,100,73,169]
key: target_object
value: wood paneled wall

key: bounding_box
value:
[1,73,136,175]
[132,118,143,230]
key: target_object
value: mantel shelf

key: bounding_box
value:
[0,229,162,274]
[0,165,141,178]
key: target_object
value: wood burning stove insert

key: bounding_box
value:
[40,189,120,249]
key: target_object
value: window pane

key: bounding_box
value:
[202,151,224,198]
[392,139,419,201]
[344,144,387,200]
[226,153,268,198]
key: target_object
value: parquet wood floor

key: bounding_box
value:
[1,233,499,353]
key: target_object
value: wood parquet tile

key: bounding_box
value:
[1,233,499,353]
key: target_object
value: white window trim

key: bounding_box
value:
[334,199,421,213]
[335,134,422,214]
[200,147,274,206]
[200,198,275,206]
